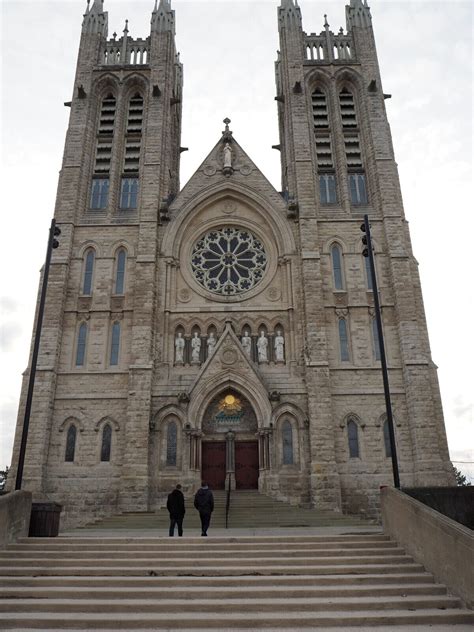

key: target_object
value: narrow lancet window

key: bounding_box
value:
[166,422,177,466]
[383,419,392,458]
[65,425,77,462]
[115,249,126,294]
[82,249,95,295]
[339,318,350,361]
[282,420,294,465]
[76,323,87,367]
[101,424,112,462]
[110,322,121,366]
[331,244,344,290]
[347,419,359,458]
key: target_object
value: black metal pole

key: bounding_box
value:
[15,219,58,490]
[363,214,400,489]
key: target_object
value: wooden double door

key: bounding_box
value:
[201,440,259,490]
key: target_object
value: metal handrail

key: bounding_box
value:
[225,473,231,529]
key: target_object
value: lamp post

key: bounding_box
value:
[15,219,61,490]
[361,215,400,489]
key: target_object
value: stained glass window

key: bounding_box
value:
[383,419,392,458]
[282,420,294,465]
[347,419,359,458]
[83,249,95,295]
[166,422,177,466]
[331,244,344,290]
[101,424,112,462]
[191,227,267,296]
[115,249,126,294]
[110,322,121,366]
[339,318,350,362]
[65,425,76,462]
[76,323,87,367]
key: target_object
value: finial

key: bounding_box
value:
[339,26,344,34]
[86,0,90,12]
[324,14,329,30]
[154,0,158,10]
[123,19,129,34]
[112,31,117,40]
[223,117,231,133]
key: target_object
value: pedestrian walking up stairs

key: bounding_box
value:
[80,489,370,530]
[0,532,473,629]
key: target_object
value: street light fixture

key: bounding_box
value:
[360,215,400,489]
[15,219,61,490]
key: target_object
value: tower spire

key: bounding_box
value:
[82,0,107,36]
[278,0,302,29]
[151,0,175,34]
[346,0,372,30]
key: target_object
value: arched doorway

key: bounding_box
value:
[201,389,259,489]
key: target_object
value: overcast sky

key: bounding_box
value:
[0,0,472,481]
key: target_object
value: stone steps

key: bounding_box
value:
[0,534,472,629]
[82,490,369,529]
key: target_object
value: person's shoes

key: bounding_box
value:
[201,533,207,537]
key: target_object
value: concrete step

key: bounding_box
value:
[1,609,473,629]
[0,583,447,600]
[0,547,406,560]
[0,572,437,588]
[0,594,463,614]
[0,562,426,577]
[1,532,471,630]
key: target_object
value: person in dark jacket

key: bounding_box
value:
[193,482,214,536]
[167,484,185,537]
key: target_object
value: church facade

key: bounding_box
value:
[9,0,454,526]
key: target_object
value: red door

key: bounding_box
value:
[235,441,259,489]
[201,442,226,490]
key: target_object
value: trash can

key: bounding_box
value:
[28,502,62,537]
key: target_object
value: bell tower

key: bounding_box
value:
[275,0,453,513]
[9,0,183,513]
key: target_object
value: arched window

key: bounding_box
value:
[331,244,344,290]
[115,249,127,294]
[338,318,350,362]
[65,425,77,462]
[110,321,121,366]
[313,88,337,204]
[364,254,373,290]
[383,419,392,458]
[82,249,95,295]
[101,424,112,462]
[76,323,87,367]
[372,318,381,361]
[166,421,177,466]
[282,420,294,465]
[347,419,359,458]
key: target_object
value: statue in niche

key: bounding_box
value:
[207,332,217,357]
[175,331,185,364]
[191,332,201,364]
[223,142,232,169]
[241,330,252,359]
[257,331,268,364]
[274,330,285,363]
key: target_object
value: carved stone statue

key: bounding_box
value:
[207,332,217,357]
[274,330,285,363]
[223,142,232,169]
[191,332,201,364]
[175,331,185,364]
[257,330,268,364]
[241,330,252,359]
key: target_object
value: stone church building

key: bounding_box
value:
[9,0,454,526]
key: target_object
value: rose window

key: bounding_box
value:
[191,227,267,295]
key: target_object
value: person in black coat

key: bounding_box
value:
[194,481,214,536]
[167,484,185,537]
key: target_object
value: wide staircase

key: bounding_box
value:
[81,489,370,530]
[0,533,473,629]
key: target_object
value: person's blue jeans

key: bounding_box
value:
[169,516,183,536]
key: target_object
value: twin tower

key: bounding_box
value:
[9,0,453,526]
